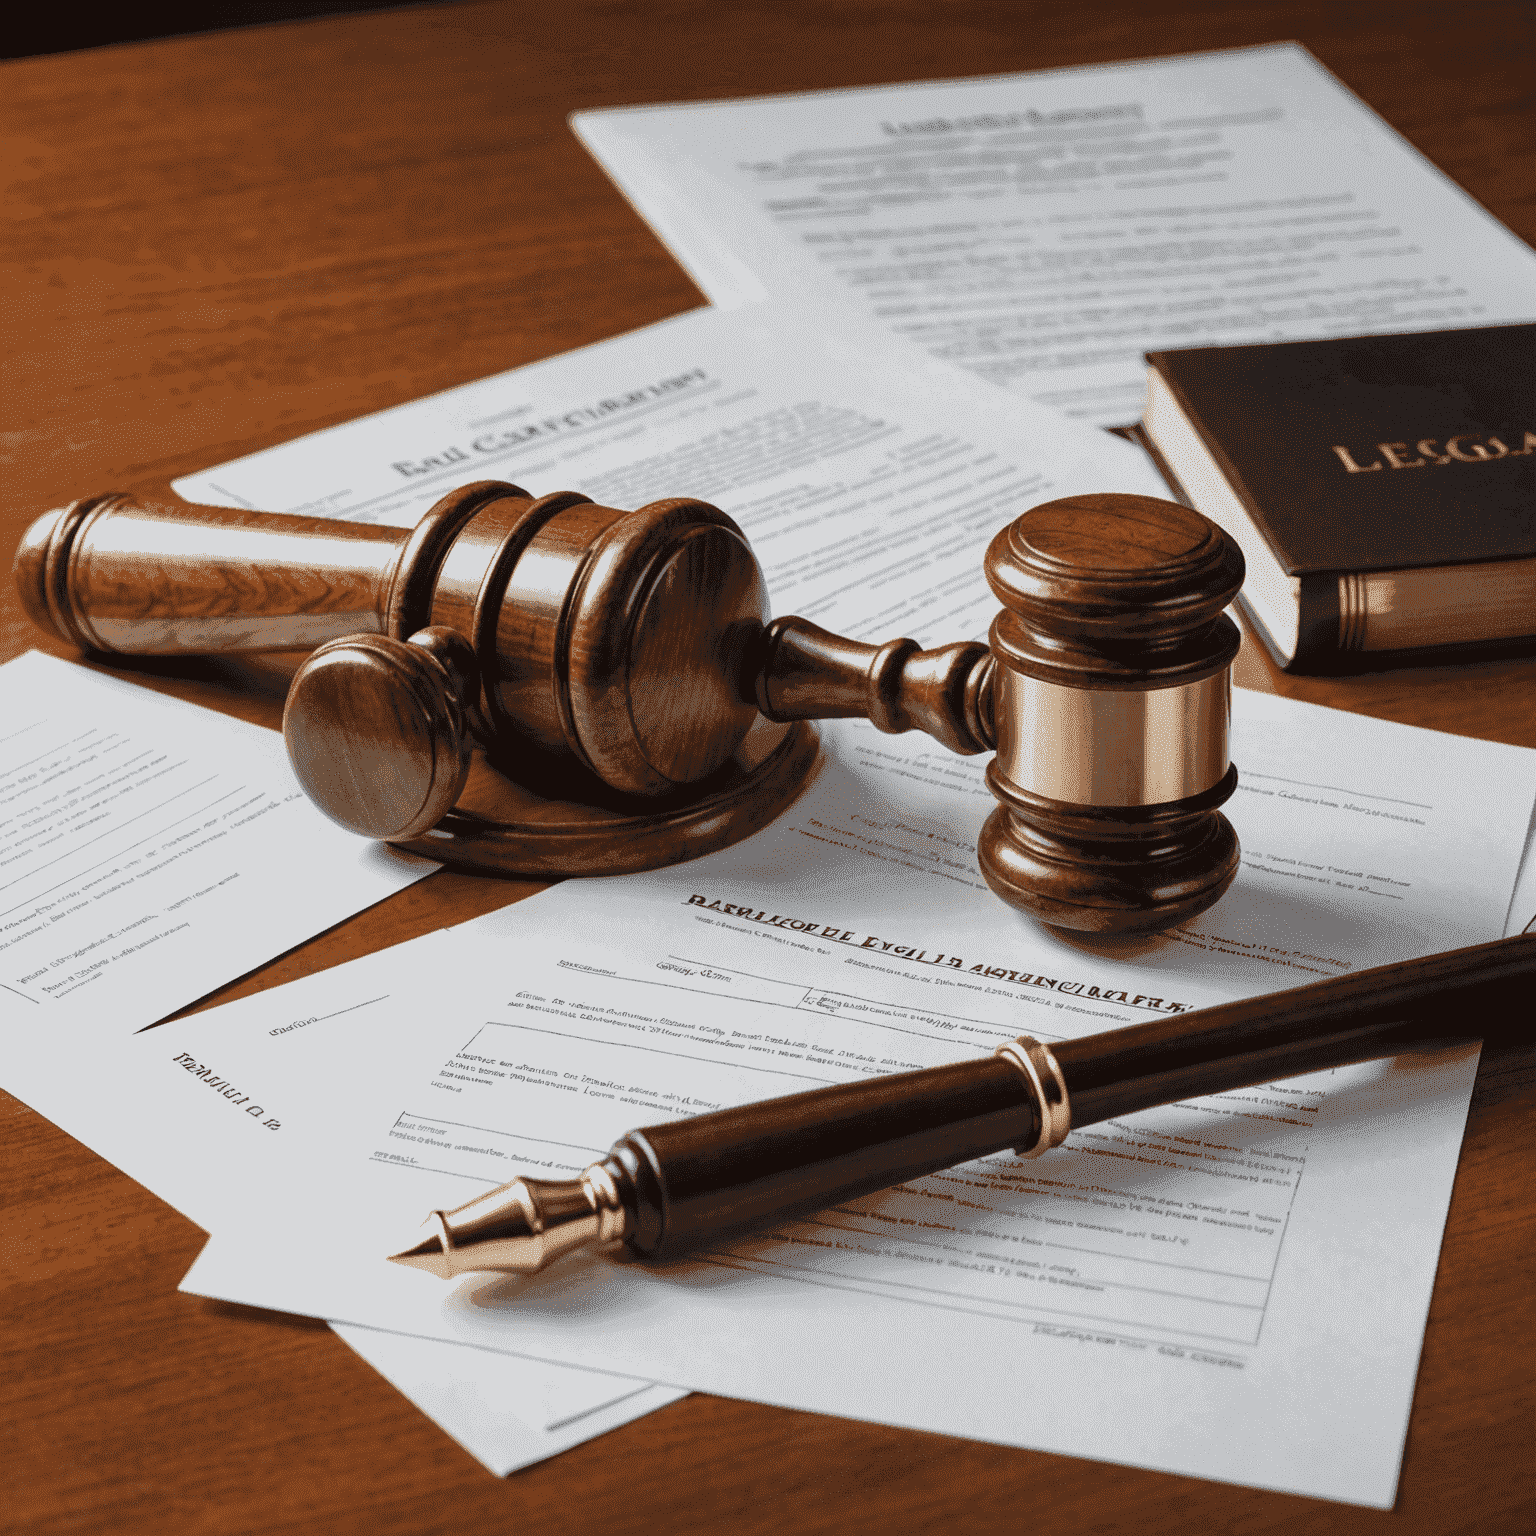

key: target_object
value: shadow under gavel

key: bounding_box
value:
[14,481,1244,934]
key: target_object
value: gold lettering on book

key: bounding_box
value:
[1332,432,1532,471]
[1331,446,1382,473]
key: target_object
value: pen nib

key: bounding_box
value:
[383,1168,633,1279]
[387,1220,452,1279]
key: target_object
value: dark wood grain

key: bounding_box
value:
[758,616,994,753]
[21,484,1251,913]
[985,493,1244,667]
[20,481,815,860]
[31,480,1208,880]
[284,626,477,839]
[1055,930,1536,1124]
[618,1055,1041,1258]
[3,2,1534,1532]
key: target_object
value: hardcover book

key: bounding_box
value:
[1138,323,1535,672]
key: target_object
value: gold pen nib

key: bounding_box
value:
[387,1219,453,1279]
[384,1165,632,1279]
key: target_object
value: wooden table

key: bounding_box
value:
[3,4,1533,1531]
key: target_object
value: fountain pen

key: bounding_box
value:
[389,930,1534,1280]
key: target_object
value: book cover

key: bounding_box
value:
[1143,323,1535,670]
[1146,324,1534,573]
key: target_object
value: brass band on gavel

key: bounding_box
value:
[13,480,1245,934]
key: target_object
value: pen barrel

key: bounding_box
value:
[613,932,1536,1260]
[14,492,410,655]
[1054,930,1536,1126]
[607,1055,1038,1259]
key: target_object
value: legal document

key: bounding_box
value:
[571,44,1536,425]
[0,652,428,1033]
[178,696,1536,1507]
[172,300,1167,646]
[1,929,683,1476]
[0,656,673,1472]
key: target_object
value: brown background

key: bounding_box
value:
[2,3,1533,1532]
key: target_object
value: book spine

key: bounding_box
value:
[1129,422,1341,673]
[1292,576,1343,672]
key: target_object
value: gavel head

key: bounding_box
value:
[282,486,776,839]
[976,493,1245,934]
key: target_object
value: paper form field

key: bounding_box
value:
[0,654,429,1033]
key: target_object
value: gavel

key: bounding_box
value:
[13,480,1244,934]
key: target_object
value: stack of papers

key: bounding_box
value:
[175,694,1535,1511]
[13,670,1536,1503]
[0,653,681,1475]
[8,38,1536,1504]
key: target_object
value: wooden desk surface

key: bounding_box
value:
[3,3,1533,1530]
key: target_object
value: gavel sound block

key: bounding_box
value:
[13,483,1244,933]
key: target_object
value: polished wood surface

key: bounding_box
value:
[759,616,994,752]
[286,626,479,839]
[14,491,411,653]
[17,483,775,793]
[19,483,821,863]
[2,3,1533,1532]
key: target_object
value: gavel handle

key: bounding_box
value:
[392,931,1536,1279]
[755,615,995,756]
[12,484,522,656]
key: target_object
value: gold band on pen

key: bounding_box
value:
[994,1035,1071,1157]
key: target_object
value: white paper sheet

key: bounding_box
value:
[171,301,1168,650]
[0,651,428,1031]
[332,1328,680,1473]
[571,44,1536,425]
[176,696,1536,1507]
[0,929,683,1476]
[0,656,678,1474]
